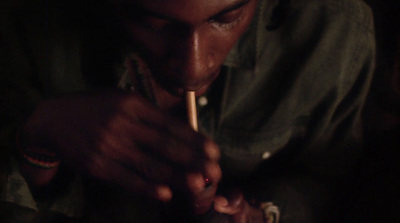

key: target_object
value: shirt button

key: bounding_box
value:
[198,96,208,107]
[261,152,271,160]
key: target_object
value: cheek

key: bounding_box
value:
[208,25,253,64]
[208,33,238,63]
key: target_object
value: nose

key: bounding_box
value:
[167,29,216,89]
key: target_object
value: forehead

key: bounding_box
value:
[118,0,248,23]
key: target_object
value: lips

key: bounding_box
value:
[152,69,221,97]
[163,81,211,97]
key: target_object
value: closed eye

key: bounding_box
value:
[208,0,250,29]
[209,7,244,25]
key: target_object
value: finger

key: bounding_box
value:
[203,160,222,185]
[214,195,240,215]
[120,94,220,162]
[183,162,222,194]
[85,154,173,202]
[134,122,222,188]
[119,117,198,166]
[123,120,221,184]
[95,122,179,184]
[95,111,220,189]
[214,189,245,215]
[131,121,220,165]
[117,94,221,183]
[189,182,219,215]
[214,195,229,207]
[185,172,205,193]
[116,170,173,202]
[111,144,177,184]
[214,191,263,223]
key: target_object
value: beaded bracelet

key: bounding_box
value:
[16,131,61,169]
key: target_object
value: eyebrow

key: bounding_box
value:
[128,0,252,22]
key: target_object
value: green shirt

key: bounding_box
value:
[0,0,375,222]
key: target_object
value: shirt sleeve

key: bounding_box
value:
[0,4,85,219]
[0,3,42,213]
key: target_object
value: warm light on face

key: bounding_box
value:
[114,0,258,93]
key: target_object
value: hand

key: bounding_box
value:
[214,188,265,223]
[22,91,221,202]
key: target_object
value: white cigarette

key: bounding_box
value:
[186,91,198,132]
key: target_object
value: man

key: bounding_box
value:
[0,0,375,222]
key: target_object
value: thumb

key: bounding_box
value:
[214,188,246,215]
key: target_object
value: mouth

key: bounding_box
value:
[153,69,220,97]
[164,83,211,97]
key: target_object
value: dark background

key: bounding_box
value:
[351,0,400,222]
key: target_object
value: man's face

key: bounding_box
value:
[114,0,258,96]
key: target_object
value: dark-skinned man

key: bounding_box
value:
[0,0,375,222]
